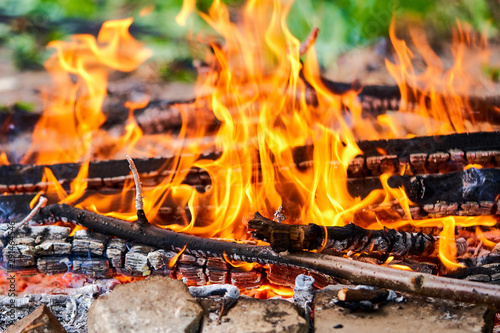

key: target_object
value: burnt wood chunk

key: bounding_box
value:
[24,225,71,239]
[105,238,127,268]
[147,249,177,271]
[2,237,35,268]
[35,240,71,256]
[177,264,206,286]
[72,229,108,256]
[179,253,206,266]
[267,265,306,288]
[230,268,261,289]
[206,269,229,284]
[249,212,435,255]
[124,244,155,276]
[388,168,500,205]
[73,257,112,278]
[37,257,71,275]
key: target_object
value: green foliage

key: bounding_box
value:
[0,0,498,73]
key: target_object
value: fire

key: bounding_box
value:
[21,17,151,165]
[385,18,494,136]
[18,0,500,278]
[242,284,294,299]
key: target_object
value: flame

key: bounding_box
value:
[18,1,500,278]
[21,18,151,165]
[0,152,9,166]
[385,17,494,135]
[476,226,498,249]
[168,244,187,268]
[241,284,294,299]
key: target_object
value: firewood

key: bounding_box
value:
[124,244,155,276]
[5,132,500,196]
[33,204,500,307]
[72,257,112,278]
[71,229,108,256]
[230,268,261,289]
[105,238,127,268]
[337,288,390,303]
[248,212,436,256]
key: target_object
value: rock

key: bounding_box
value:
[314,287,495,333]
[200,297,307,333]
[87,276,203,333]
[5,305,67,333]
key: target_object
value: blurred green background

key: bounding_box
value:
[0,0,497,79]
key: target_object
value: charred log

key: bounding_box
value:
[248,212,436,256]
[4,131,500,195]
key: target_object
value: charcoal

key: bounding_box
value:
[73,257,112,278]
[2,237,35,268]
[37,256,71,275]
[72,230,108,256]
[105,238,127,268]
[177,264,206,286]
[230,268,261,289]
[124,244,155,276]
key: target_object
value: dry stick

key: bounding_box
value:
[35,204,500,308]
[3,196,47,238]
[126,155,148,226]
[299,27,319,56]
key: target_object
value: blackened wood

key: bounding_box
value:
[389,167,500,205]
[337,288,390,303]
[248,212,435,256]
[106,238,127,268]
[4,131,500,195]
[124,244,154,276]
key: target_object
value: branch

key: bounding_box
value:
[126,155,148,226]
[34,204,500,308]
[3,196,47,238]
[299,27,319,56]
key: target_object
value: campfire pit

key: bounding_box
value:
[2,0,500,332]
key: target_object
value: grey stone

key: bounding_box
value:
[87,276,203,333]
[314,287,494,333]
[201,298,307,333]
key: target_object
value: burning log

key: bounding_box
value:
[30,204,500,308]
[248,212,437,256]
[4,131,500,195]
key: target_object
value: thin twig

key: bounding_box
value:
[299,27,319,56]
[3,196,47,238]
[126,155,144,211]
[126,155,149,225]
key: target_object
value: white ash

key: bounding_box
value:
[188,284,240,299]
[293,274,315,308]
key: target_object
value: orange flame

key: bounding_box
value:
[22,18,151,165]
[20,2,500,276]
